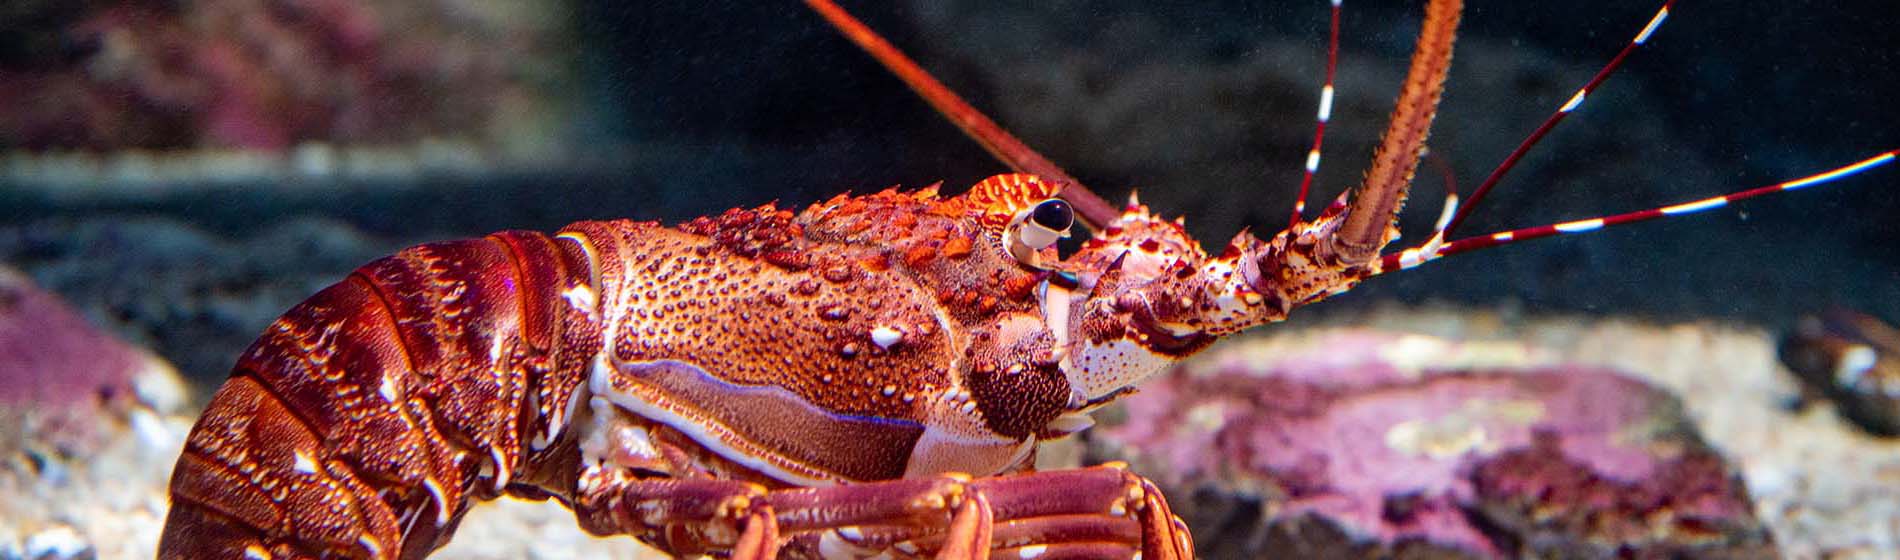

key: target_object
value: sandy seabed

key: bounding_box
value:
[4,307,1894,559]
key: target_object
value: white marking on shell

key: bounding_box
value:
[1067,339,1177,400]
[578,396,616,466]
[292,451,318,474]
[1019,544,1049,559]
[549,379,586,446]
[487,447,510,491]
[1201,258,1252,322]
[379,375,399,403]
[526,387,549,452]
[1039,281,1073,352]
[562,283,599,315]
[243,545,272,560]
[870,326,903,349]
[615,424,662,462]
[356,535,382,557]
[554,231,602,304]
[488,337,507,381]
[422,477,451,526]
[818,530,860,560]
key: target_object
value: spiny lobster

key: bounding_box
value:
[158,1,1894,558]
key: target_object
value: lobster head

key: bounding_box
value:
[971,174,1381,415]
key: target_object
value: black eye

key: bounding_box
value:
[1030,199,1073,231]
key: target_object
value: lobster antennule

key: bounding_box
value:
[801,0,1121,231]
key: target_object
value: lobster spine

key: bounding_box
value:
[160,230,601,560]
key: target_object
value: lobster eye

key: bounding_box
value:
[1030,199,1073,232]
[1007,198,1073,267]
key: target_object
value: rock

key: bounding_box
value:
[0,266,193,560]
[1780,309,1900,436]
[0,217,399,388]
[2,525,93,560]
[0,0,574,154]
[0,264,662,559]
[1471,430,1771,558]
[0,265,186,457]
[1086,328,1775,559]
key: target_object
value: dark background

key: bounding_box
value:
[3,1,1896,386]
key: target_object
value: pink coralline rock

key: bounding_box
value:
[0,266,185,458]
[1088,331,1775,559]
[1470,430,1768,558]
[0,0,566,151]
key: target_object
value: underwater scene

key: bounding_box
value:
[2,1,1896,558]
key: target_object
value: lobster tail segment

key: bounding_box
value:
[161,230,600,559]
[163,373,404,559]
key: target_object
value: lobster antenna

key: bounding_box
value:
[1382,149,1899,272]
[802,0,1121,230]
[1440,1,1676,238]
[1289,0,1345,229]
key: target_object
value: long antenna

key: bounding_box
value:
[1383,150,1898,272]
[802,0,1120,230]
[1289,0,1345,229]
[1440,2,1676,238]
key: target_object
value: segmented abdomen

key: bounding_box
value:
[159,230,599,560]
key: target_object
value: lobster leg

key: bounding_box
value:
[830,466,1193,560]
[575,463,1190,559]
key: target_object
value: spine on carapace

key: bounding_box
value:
[159,230,600,560]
